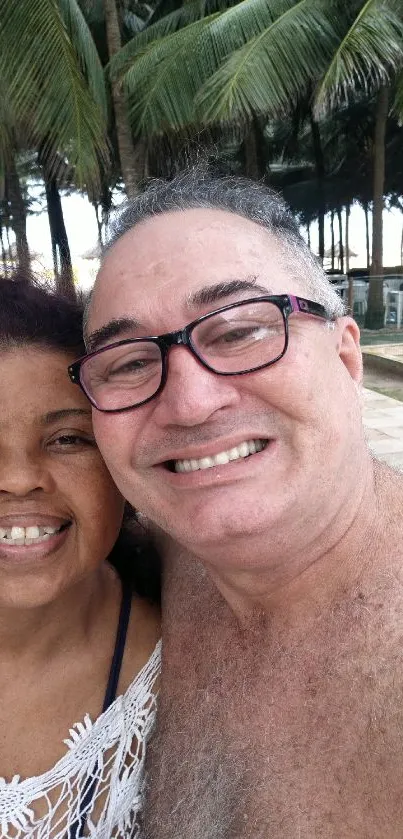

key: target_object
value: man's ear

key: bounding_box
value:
[335,316,363,385]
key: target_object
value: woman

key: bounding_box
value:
[0,276,161,839]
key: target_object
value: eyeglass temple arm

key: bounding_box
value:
[288,295,328,319]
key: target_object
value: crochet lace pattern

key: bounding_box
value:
[0,640,161,839]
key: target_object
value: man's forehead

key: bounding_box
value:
[98,207,281,280]
[88,208,288,340]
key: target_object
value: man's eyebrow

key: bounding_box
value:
[187,278,271,309]
[86,318,140,352]
[86,281,272,350]
[41,409,92,425]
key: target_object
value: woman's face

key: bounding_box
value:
[0,346,125,609]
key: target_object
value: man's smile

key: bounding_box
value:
[172,438,268,473]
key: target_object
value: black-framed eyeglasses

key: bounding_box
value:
[68,294,330,413]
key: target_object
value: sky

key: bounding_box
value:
[27,191,103,291]
[25,191,403,290]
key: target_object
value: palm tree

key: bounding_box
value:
[0,0,109,189]
[103,0,145,197]
[0,0,110,295]
[112,0,403,326]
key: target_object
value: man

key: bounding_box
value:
[73,170,403,837]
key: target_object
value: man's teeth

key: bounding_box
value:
[0,524,63,546]
[174,439,267,473]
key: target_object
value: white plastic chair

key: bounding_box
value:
[353,282,368,316]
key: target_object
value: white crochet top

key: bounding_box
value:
[0,640,161,839]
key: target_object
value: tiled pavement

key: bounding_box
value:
[363,388,403,469]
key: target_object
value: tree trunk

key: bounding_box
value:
[365,85,389,329]
[345,203,350,274]
[337,207,344,273]
[307,221,311,249]
[93,200,103,247]
[243,123,260,180]
[100,178,113,235]
[364,202,370,271]
[0,220,8,274]
[6,153,30,272]
[133,137,149,183]
[310,113,325,264]
[330,211,335,270]
[5,224,13,267]
[242,116,266,180]
[104,0,140,198]
[44,174,76,300]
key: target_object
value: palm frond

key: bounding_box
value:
[110,0,237,81]
[0,0,109,190]
[191,0,300,64]
[58,0,108,117]
[196,0,339,123]
[392,68,403,122]
[124,17,218,134]
[0,78,15,170]
[119,0,316,134]
[314,0,403,117]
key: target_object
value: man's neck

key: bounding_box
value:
[163,455,385,627]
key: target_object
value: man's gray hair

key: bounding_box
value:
[102,167,345,319]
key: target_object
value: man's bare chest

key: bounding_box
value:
[161,600,403,838]
[222,617,403,838]
[235,670,403,837]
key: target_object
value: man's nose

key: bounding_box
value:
[0,451,54,497]
[153,345,240,427]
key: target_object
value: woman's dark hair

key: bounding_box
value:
[0,273,85,356]
[108,511,161,604]
[0,273,161,603]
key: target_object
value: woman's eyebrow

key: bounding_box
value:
[41,409,92,425]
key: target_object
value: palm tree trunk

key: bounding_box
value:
[6,153,30,272]
[310,113,325,264]
[243,123,260,180]
[44,174,75,301]
[364,202,370,271]
[307,222,311,249]
[104,0,140,198]
[330,210,335,271]
[365,84,389,329]
[345,203,350,274]
[93,200,103,247]
[0,220,8,275]
[5,224,13,267]
[242,116,266,180]
[337,207,344,273]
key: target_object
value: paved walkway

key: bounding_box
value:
[363,388,403,469]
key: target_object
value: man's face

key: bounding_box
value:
[89,208,363,560]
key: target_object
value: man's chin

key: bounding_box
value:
[157,507,276,555]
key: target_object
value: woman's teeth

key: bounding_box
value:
[0,524,64,546]
[174,439,267,473]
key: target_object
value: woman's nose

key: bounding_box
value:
[0,450,54,497]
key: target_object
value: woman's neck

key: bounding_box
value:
[0,562,120,666]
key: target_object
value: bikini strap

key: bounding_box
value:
[102,580,132,712]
